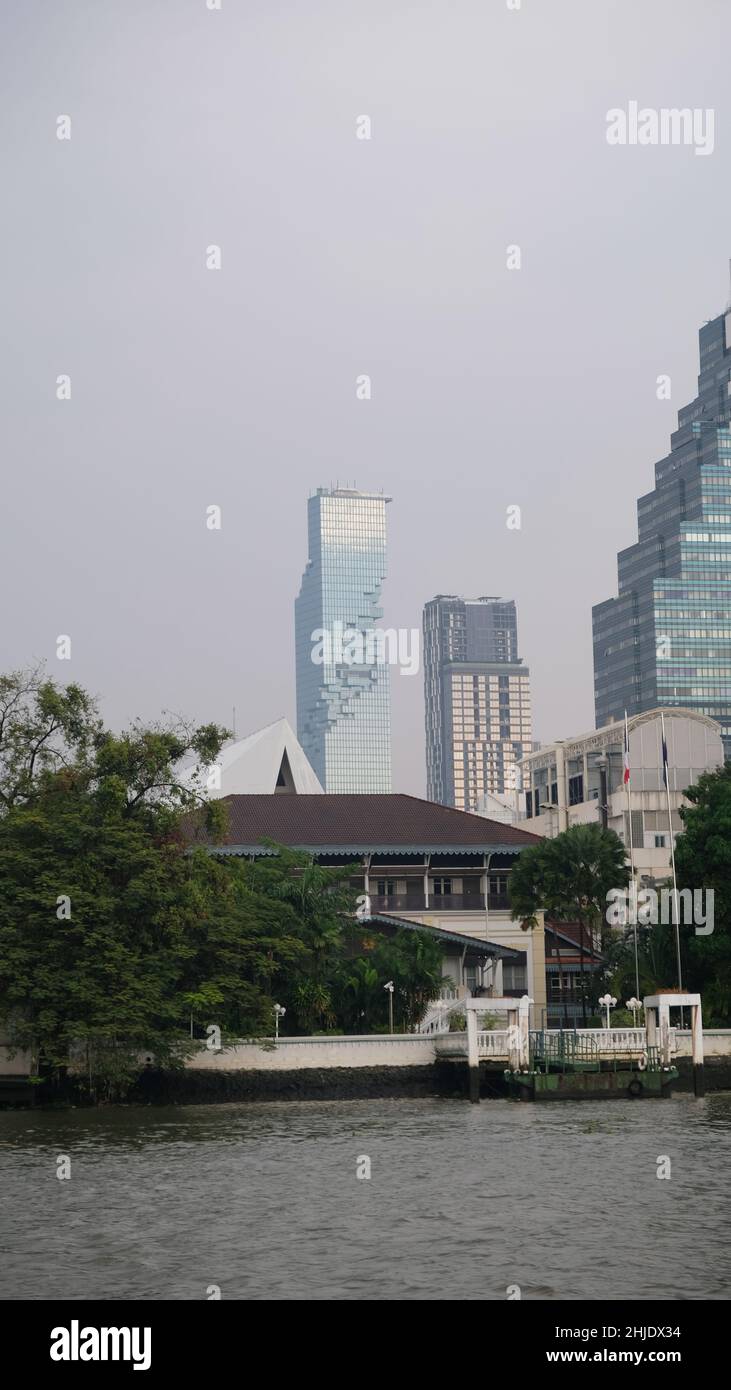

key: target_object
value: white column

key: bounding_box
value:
[507,1006,520,1070]
[518,996,533,1069]
[691,1001,704,1067]
[466,1008,480,1103]
[556,743,569,831]
[691,998,704,1097]
[659,1002,670,1066]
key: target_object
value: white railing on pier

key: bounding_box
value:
[437,1026,679,1062]
[549,1027,671,1055]
[477,1030,510,1057]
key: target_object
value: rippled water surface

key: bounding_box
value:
[1,1094,730,1300]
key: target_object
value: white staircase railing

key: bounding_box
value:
[418,995,468,1036]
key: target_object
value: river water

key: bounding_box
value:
[1,1094,730,1301]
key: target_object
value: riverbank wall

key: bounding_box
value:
[3,1031,731,1106]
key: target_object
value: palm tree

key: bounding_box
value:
[510,824,629,1026]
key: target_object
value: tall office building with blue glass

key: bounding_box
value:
[295,487,392,792]
[593,296,731,756]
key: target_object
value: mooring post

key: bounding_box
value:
[466,1008,480,1103]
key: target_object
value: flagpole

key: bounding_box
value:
[661,710,683,993]
[624,711,640,1000]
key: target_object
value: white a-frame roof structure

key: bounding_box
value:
[207,718,323,796]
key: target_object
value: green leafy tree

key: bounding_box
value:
[0,667,101,812]
[510,824,629,1024]
[340,958,382,1033]
[368,931,444,1031]
[607,765,731,1024]
[0,673,238,1095]
[332,928,444,1034]
[179,850,308,1038]
[673,763,731,1023]
[242,844,360,1033]
[0,773,199,1096]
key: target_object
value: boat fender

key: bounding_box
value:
[628,1078,644,1097]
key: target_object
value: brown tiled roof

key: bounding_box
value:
[201,793,541,853]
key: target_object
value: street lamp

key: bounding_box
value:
[594,753,609,830]
[384,980,394,1033]
[626,996,642,1027]
[598,993,617,1030]
[273,1003,286,1042]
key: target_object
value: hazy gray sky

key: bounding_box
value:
[2,0,730,795]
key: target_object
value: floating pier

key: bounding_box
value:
[432,991,704,1102]
[504,1030,678,1101]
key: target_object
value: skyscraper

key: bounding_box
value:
[593,293,731,755]
[295,487,392,792]
[424,595,533,810]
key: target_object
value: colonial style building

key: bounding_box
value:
[195,793,546,1020]
[517,707,723,881]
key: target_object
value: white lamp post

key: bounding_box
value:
[384,981,394,1034]
[598,993,617,1030]
[273,1003,286,1042]
[626,996,642,1027]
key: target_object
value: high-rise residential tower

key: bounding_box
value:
[593,292,731,756]
[295,487,392,792]
[424,595,533,810]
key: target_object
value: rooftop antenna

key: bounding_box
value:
[727,259,731,311]
[232,705,236,739]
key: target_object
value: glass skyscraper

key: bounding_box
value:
[295,487,392,792]
[593,300,731,756]
[424,595,533,809]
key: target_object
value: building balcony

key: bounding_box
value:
[370,892,510,914]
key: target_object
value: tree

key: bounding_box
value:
[672,763,731,1024]
[0,666,101,812]
[179,849,309,1039]
[367,930,444,1031]
[0,673,240,1095]
[340,958,382,1033]
[509,824,629,1025]
[242,844,360,1033]
[0,772,200,1096]
[0,669,453,1096]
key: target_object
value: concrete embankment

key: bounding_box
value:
[3,1031,731,1106]
[673,1055,731,1092]
[129,1063,465,1104]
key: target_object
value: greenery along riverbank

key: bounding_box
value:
[2,667,731,1102]
[0,669,443,1100]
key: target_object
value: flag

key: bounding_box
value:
[623,712,631,784]
[661,731,669,788]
